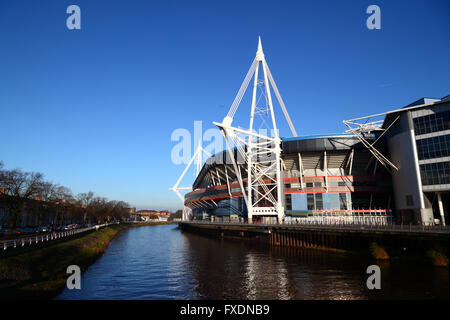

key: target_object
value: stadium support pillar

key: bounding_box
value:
[437,192,446,227]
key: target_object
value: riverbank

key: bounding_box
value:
[0,222,174,299]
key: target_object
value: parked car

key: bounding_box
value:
[38,226,50,233]
[24,227,35,234]
[14,227,33,235]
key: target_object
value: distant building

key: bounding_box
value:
[136,210,170,216]
[132,210,171,222]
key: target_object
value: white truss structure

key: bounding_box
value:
[343,113,400,171]
[344,99,446,172]
[213,37,297,223]
[170,144,211,221]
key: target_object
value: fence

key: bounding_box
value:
[284,213,394,226]
[183,219,450,233]
[0,223,110,252]
[191,212,394,226]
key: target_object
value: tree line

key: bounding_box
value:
[0,161,131,235]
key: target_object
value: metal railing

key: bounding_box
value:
[283,213,394,226]
[183,219,450,234]
[0,223,110,252]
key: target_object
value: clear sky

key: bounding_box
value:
[0,0,449,211]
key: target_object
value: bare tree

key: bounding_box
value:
[0,167,45,234]
[76,191,94,226]
[0,161,5,194]
[31,181,56,230]
[114,201,130,220]
[91,197,108,223]
[52,186,74,229]
[0,161,134,230]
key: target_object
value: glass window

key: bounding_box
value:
[323,193,340,210]
[339,193,348,210]
[413,110,450,135]
[420,161,450,185]
[291,193,307,210]
[416,134,450,160]
[285,194,292,210]
[315,193,323,210]
[307,193,314,210]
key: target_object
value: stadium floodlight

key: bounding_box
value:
[213,37,298,223]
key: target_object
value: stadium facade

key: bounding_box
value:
[185,133,393,224]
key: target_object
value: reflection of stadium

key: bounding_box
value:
[180,232,367,299]
[175,38,449,226]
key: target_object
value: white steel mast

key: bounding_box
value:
[170,144,211,221]
[214,37,297,223]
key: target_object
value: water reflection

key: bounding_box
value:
[180,233,371,300]
[58,225,450,300]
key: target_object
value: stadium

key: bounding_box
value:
[173,38,449,226]
[184,134,392,224]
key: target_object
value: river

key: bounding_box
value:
[57,224,450,300]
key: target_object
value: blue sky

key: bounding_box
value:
[0,0,449,210]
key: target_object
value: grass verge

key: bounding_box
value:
[0,224,129,299]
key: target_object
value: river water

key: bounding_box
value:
[57,224,450,300]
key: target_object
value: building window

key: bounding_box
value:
[416,134,450,160]
[315,193,323,210]
[420,161,450,185]
[323,193,340,210]
[285,194,292,210]
[406,195,413,207]
[413,110,450,135]
[307,193,314,210]
[339,193,348,210]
